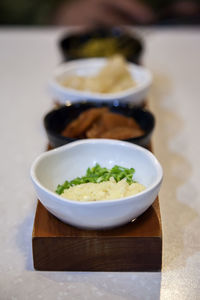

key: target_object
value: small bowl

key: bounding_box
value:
[44,102,155,148]
[59,27,143,64]
[30,139,163,230]
[48,58,152,105]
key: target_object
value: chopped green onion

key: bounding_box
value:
[55,164,136,195]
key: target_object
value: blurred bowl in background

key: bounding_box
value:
[59,27,144,63]
[48,58,152,105]
[44,102,155,149]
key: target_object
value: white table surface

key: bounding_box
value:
[0,27,200,300]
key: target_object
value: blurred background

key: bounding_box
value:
[0,0,199,27]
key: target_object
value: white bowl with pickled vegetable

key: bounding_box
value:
[30,139,163,230]
[48,57,152,105]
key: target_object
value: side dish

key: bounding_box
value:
[56,164,145,202]
[60,55,136,94]
[59,28,143,63]
[61,107,144,140]
[73,37,126,58]
[31,139,162,229]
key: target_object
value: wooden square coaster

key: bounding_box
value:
[32,197,162,271]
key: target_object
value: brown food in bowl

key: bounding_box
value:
[61,107,144,140]
[61,107,108,137]
[86,112,139,138]
[98,127,143,139]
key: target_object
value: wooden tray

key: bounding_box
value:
[32,196,162,271]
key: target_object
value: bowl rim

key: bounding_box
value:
[43,102,155,144]
[30,139,163,206]
[49,58,153,100]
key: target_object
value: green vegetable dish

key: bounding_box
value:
[56,164,136,195]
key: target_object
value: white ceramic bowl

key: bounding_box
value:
[30,139,162,230]
[48,58,152,105]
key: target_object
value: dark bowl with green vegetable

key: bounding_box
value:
[59,27,143,64]
[44,102,155,149]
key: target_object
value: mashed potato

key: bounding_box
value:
[61,177,145,202]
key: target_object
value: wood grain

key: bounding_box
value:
[32,198,162,271]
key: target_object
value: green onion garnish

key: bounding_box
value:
[56,164,135,195]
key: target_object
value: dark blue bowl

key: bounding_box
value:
[44,102,155,149]
[59,27,143,64]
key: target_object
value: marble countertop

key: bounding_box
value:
[0,27,200,300]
